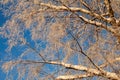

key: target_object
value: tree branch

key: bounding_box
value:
[39,2,119,35]
[77,15,116,34]
[104,0,114,17]
[56,73,93,80]
[40,2,112,23]
[18,60,119,80]
[4,57,119,80]
[100,57,120,68]
[47,61,119,80]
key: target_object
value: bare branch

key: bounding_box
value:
[104,0,114,17]
[39,2,119,37]
[100,57,120,68]
[77,15,116,34]
[56,73,93,80]
[1,0,120,80]
[40,2,112,23]
[80,0,91,11]
[45,61,119,80]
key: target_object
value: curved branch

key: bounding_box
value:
[39,2,119,37]
[46,61,119,80]
[17,60,119,80]
[40,2,112,23]
[77,15,116,34]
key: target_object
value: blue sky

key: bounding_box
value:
[0,10,57,79]
[0,9,93,79]
[0,2,110,79]
[0,11,7,27]
[0,10,8,80]
[0,9,23,80]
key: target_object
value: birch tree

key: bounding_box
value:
[1,0,120,80]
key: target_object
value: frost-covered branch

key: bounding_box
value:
[100,57,120,68]
[56,73,93,80]
[40,2,112,23]
[46,61,119,80]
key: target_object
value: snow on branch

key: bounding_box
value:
[2,59,119,80]
[39,2,119,37]
[40,2,112,23]
[56,73,93,80]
